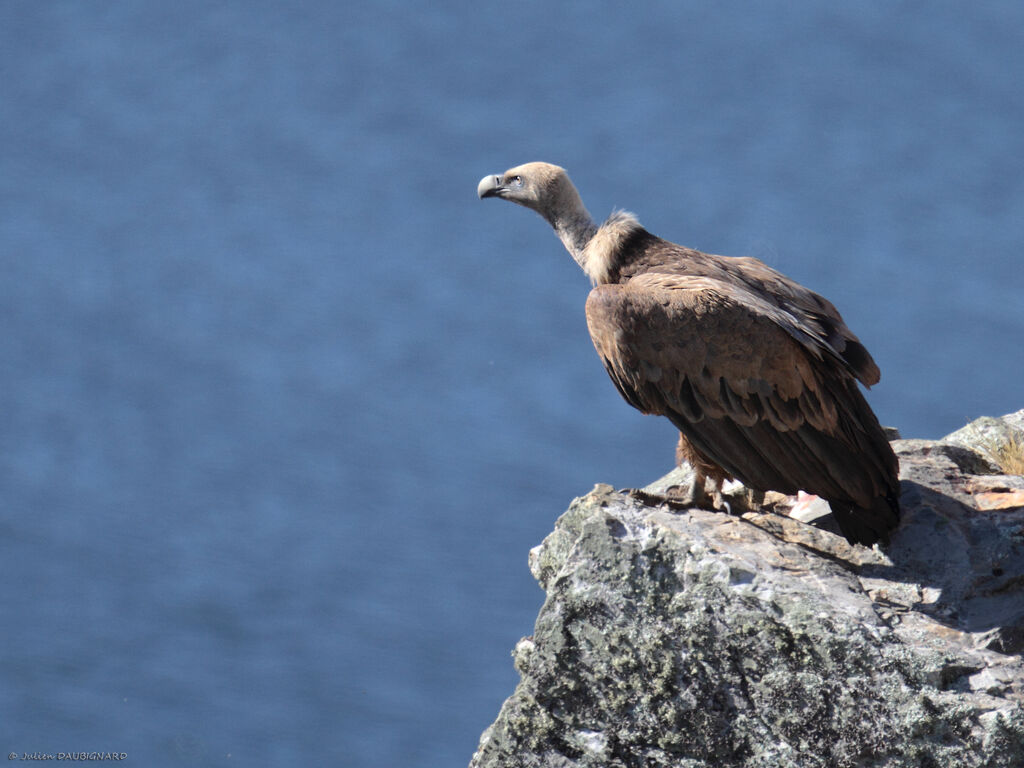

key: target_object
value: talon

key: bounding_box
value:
[711,485,726,510]
[624,488,666,508]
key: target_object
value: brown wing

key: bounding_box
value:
[584,273,898,510]
[722,255,882,387]
[622,235,881,386]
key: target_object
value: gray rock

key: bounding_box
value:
[943,410,1024,474]
[470,414,1024,768]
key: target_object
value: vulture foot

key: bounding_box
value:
[665,482,711,509]
[623,488,692,511]
[626,471,737,515]
[678,470,730,512]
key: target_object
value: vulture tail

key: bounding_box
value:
[826,489,900,546]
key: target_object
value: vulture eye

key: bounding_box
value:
[510,175,523,186]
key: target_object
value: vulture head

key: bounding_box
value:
[477,162,586,226]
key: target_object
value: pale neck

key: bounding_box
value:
[542,196,598,269]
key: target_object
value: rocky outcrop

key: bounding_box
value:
[470,412,1024,767]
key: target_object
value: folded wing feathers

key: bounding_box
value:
[590,274,842,433]
[584,270,896,510]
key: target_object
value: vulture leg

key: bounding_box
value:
[665,467,711,509]
[623,435,717,511]
[668,431,734,511]
[709,475,728,512]
[662,470,735,514]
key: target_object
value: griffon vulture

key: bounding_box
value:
[478,161,900,546]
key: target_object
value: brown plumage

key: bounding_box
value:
[478,162,900,546]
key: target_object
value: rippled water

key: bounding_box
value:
[2,2,1022,765]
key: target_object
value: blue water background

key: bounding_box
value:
[2,2,1023,765]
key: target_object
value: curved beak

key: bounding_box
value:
[477,174,504,199]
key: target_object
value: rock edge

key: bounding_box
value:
[470,412,1024,768]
